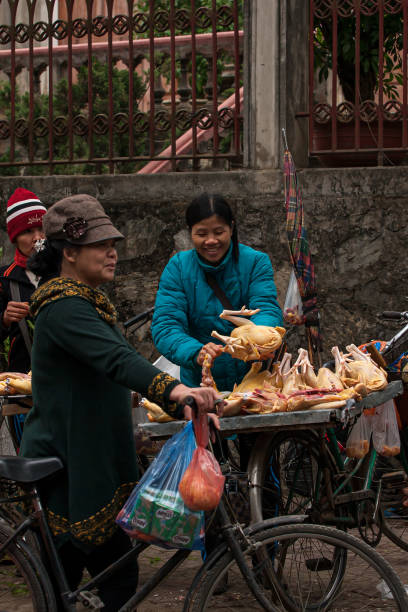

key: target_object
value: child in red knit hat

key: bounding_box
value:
[1,187,46,366]
[0,188,46,447]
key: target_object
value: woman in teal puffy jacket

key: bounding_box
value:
[151,193,283,392]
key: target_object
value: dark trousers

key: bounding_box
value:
[58,529,138,612]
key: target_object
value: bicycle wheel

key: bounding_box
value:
[0,522,56,611]
[249,430,337,523]
[184,523,408,611]
[376,454,408,552]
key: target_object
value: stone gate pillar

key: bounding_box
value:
[244,0,309,169]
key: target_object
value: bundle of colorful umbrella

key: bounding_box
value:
[221,345,388,417]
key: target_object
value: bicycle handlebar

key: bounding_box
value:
[381,311,408,320]
[183,395,198,417]
[123,307,154,330]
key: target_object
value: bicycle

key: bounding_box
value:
[0,400,407,610]
[248,310,408,552]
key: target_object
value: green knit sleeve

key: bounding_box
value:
[39,297,181,405]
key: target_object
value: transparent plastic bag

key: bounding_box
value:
[116,421,205,551]
[346,412,372,458]
[179,414,225,512]
[372,400,401,457]
[283,270,304,325]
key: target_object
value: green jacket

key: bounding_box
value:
[20,296,179,551]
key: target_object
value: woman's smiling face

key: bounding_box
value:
[191,214,233,265]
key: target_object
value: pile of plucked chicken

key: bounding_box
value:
[221,345,387,417]
[141,307,388,422]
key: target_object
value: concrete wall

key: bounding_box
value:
[0,168,407,365]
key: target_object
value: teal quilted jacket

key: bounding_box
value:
[151,243,283,391]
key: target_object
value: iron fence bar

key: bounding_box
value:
[331,0,338,152]
[378,0,384,165]
[354,0,361,150]
[309,0,314,158]
[47,1,55,173]
[127,0,135,159]
[9,0,17,163]
[107,0,114,173]
[86,0,94,162]
[404,0,408,148]
[0,153,240,167]
[148,0,155,159]
[169,0,177,172]
[0,31,241,59]
[233,0,240,157]
[211,0,219,156]
[67,0,74,162]
[27,0,35,163]
[312,147,408,154]
[190,0,198,168]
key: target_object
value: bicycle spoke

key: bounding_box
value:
[185,524,407,611]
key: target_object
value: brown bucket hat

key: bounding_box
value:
[43,194,124,245]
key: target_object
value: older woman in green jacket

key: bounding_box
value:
[20,194,220,612]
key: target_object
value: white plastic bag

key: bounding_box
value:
[153,355,180,379]
[283,270,303,325]
[346,412,372,458]
[372,400,400,457]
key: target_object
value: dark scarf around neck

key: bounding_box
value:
[30,277,117,325]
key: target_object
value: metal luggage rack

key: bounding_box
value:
[0,395,32,416]
[137,380,403,440]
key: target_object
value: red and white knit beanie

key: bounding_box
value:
[6,188,47,243]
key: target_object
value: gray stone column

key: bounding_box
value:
[244,0,309,169]
[279,0,309,168]
[244,0,280,169]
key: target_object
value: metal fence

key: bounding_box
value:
[0,0,243,175]
[309,0,407,166]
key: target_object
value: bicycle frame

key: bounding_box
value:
[0,480,290,612]
[301,421,408,531]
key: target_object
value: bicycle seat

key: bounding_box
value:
[0,456,63,483]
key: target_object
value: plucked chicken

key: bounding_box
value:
[222,362,277,416]
[140,397,176,423]
[332,345,387,394]
[211,307,286,361]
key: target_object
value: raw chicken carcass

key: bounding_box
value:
[201,353,219,390]
[332,346,369,397]
[223,363,276,416]
[316,366,344,391]
[242,388,287,414]
[332,345,387,393]
[269,362,283,390]
[286,389,348,412]
[211,307,285,361]
[296,348,319,388]
[281,350,312,396]
[140,397,176,423]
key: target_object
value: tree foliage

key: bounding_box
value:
[314,11,403,102]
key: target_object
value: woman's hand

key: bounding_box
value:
[403,487,408,507]
[196,342,223,366]
[169,384,225,441]
[169,384,224,419]
[3,301,30,327]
